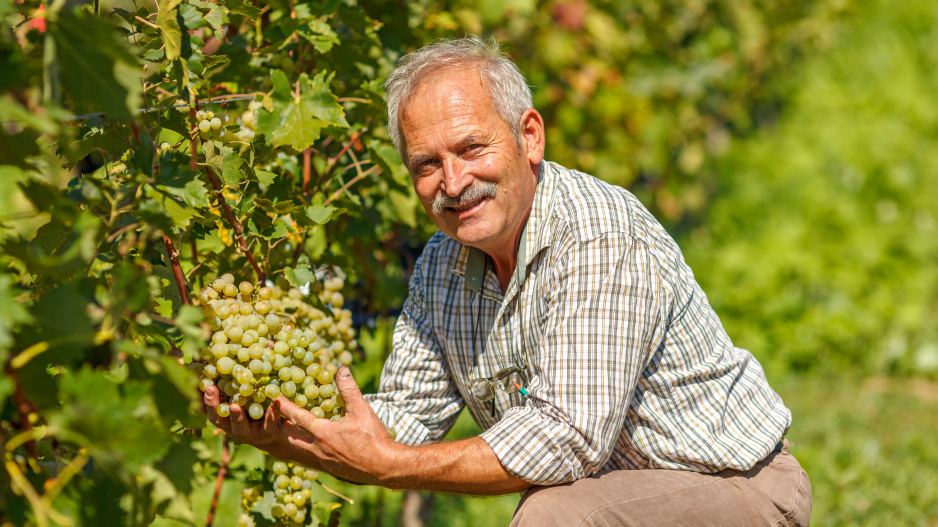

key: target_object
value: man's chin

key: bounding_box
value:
[441,222,498,249]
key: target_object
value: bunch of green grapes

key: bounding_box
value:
[194,272,356,422]
[195,109,229,141]
[238,459,322,526]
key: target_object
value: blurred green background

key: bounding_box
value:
[189,0,938,524]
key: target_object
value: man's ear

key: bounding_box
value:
[519,108,546,165]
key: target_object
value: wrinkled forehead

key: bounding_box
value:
[401,64,490,117]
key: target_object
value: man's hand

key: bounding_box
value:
[202,366,400,484]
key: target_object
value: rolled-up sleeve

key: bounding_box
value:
[480,232,666,485]
[365,260,464,446]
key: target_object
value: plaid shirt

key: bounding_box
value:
[366,161,791,486]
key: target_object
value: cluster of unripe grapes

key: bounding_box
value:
[238,460,321,526]
[267,53,295,74]
[194,272,356,423]
[195,109,229,141]
[237,100,263,142]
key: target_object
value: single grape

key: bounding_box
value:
[217,356,234,374]
[198,120,211,132]
[248,403,264,419]
[211,117,222,130]
[217,403,230,417]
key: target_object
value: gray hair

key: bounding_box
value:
[385,35,533,158]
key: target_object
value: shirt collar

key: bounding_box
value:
[453,161,558,292]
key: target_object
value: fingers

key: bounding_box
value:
[228,402,251,439]
[334,366,368,415]
[276,396,321,432]
[203,385,231,432]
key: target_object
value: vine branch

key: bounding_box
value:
[204,165,266,282]
[162,234,192,306]
[191,99,266,282]
[205,436,230,527]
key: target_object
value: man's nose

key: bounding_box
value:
[440,157,472,197]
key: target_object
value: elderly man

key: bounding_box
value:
[205,36,812,526]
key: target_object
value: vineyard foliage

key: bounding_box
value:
[3,0,928,525]
[0,0,422,525]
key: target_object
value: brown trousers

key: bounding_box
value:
[511,442,812,527]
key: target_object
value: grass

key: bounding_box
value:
[779,373,938,526]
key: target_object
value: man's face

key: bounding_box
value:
[399,68,541,252]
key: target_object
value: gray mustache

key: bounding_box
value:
[431,181,499,214]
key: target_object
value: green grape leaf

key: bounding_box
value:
[142,160,210,229]
[202,54,231,73]
[367,139,410,190]
[177,1,206,31]
[173,305,205,363]
[273,201,295,214]
[206,144,244,187]
[132,132,155,176]
[252,198,275,213]
[388,189,418,228]
[158,0,184,60]
[155,440,199,495]
[255,70,348,151]
[0,376,13,414]
[188,0,228,31]
[250,490,279,522]
[297,19,341,53]
[0,273,32,352]
[30,282,96,365]
[306,205,344,225]
[311,501,341,526]
[48,9,143,120]
[219,0,261,18]
[49,366,172,470]
[0,129,41,169]
[284,265,315,288]
[246,216,289,239]
[254,170,277,185]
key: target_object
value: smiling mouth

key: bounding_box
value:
[447,197,486,212]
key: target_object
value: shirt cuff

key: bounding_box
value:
[366,397,431,447]
[479,405,585,486]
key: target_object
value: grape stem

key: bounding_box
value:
[303,148,312,196]
[324,128,367,179]
[323,165,380,207]
[204,165,266,282]
[162,234,192,306]
[205,435,230,527]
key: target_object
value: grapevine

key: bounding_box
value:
[0,0,416,525]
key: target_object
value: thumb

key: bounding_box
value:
[276,395,320,432]
[335,366,367,414]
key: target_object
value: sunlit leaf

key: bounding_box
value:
[255,70,349,151]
